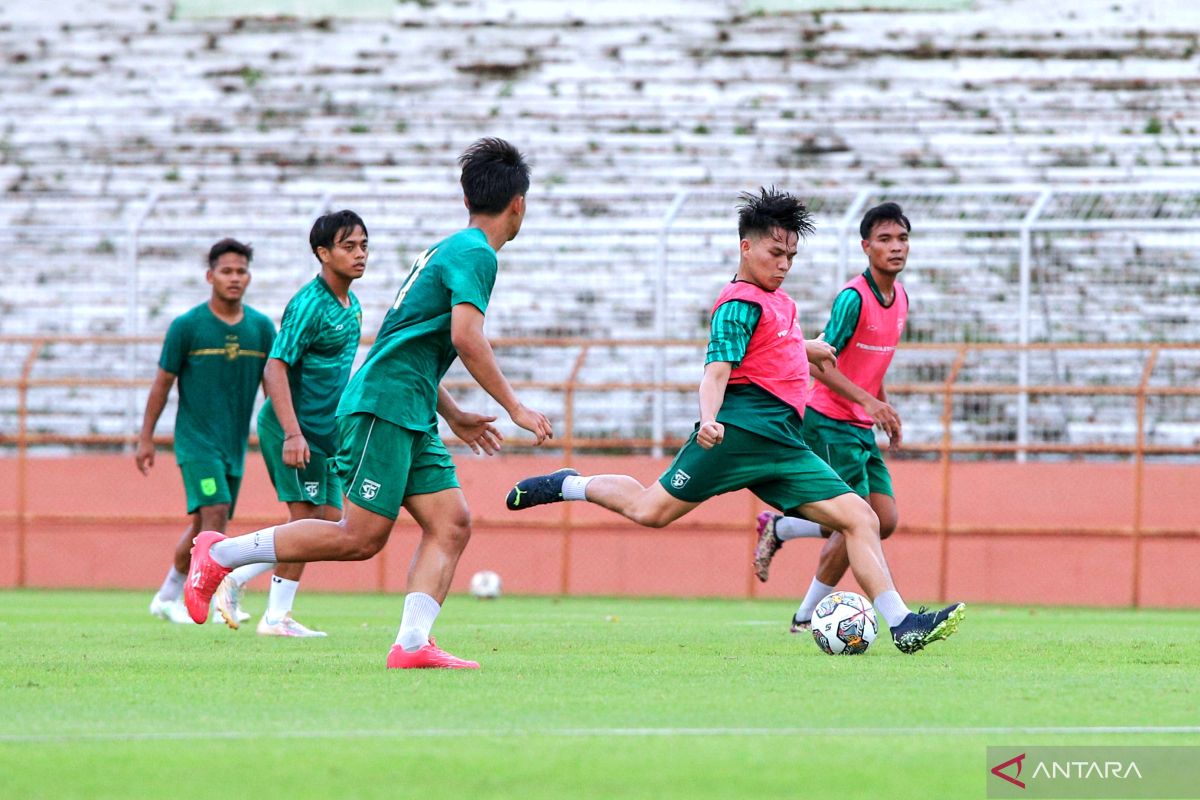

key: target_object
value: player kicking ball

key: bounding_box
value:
[506,188,964,654]
[182,138,553,668]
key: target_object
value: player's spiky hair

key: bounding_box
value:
[736,187,816,241]
[459,137,531,215]
[207,238,253,268]
[859,201,911,240]
[309,209,368,259]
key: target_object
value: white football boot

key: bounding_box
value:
[256,613,327,638]
[149,595,193,624]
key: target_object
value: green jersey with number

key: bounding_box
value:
[158,303,276,473]
[337,227,498,433]
[260,275,362,454]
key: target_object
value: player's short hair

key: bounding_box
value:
[459,137,531,215]
[859,202,911,240]
[309,209,368,258]
[207,238,253,269]
[736,187,815,241]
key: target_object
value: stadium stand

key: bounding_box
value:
[2,0,1199,450]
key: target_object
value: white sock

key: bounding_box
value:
[561,475,594,501]
[156,566,186,602]
[266,576,299,624]
[229,562,275,587]
[395,592,441,652]
[794,578,837,622]
[776,516,823,541]
[873,590,912,629]
[210,527,277,569]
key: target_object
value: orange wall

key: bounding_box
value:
[1,455,1198,607]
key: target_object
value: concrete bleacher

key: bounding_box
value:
[2,0,1199,452]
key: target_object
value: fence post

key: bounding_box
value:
[560,346,591,596]
[16,340,45,588]
[1130,346,1159,608]
[654,191,689,458]
[937,346,969,603]
[125,191,160,451]
[1017,190,1052,462]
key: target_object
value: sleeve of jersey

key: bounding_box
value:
[705,301,761,368]
[443,246,499,315]
[269,296,317,365]
[822,289,862,353]
[158,317,186,375]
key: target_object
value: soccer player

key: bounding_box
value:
[136,239,276,625]
[752,202,911,634]
[213,210,368,637]
[506,189,964,654]
[182,138,553,669]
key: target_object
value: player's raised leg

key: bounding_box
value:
[509,469,700,529]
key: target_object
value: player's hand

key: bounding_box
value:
[806,333,838,373]
[282,434,310,469]
[134,438,155,475]
[864,398,902,448]
[511,404,553,445]
[697,420,724,449]
[447,411,504,456]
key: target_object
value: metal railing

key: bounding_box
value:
[3,336,1200,604]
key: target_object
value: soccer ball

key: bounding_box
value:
[469,570,502,599]
[811,591,877,655]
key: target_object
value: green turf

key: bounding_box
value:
[2,591,1198,799]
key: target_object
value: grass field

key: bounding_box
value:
[2,591,1198,799]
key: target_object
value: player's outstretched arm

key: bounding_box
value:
[436,385,503,456]
[811,360,902,444]
[263,357,309,468]
[450,303,552,444]
[135,368,176,475]
[697,361,732,449]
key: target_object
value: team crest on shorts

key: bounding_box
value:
[670,469,691,489]
[359,479,381,500]
[304,481,320,499]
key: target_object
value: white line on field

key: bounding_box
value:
[2,726,1199,744]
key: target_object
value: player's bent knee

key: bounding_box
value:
[880,520,898,540]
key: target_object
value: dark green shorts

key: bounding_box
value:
[258,413,343,509]
[333,413,460,521]
[802,409,894,499]
[179,460,241,517]
[658,423,853,513]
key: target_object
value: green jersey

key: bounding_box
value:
[158,303,276,474]
[705,300,808,448]
[260,275,362,454]
[337,227,498,433]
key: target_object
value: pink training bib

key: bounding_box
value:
[808,273,908,427]
[712,280,811,417]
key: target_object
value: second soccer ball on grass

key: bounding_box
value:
[469,570,502,599]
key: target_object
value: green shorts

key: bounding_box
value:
[258,413,344,509]
[658,423,853,513]
[333,412,460,521]
[802,409,894,499]
[179,460,241,517]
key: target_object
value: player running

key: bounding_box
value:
[753,202,912,634]
[136,239,275,625]
[506,189,963,654]
[213,210,367,637]
[181,138,553,669]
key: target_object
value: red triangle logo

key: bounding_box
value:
[991,753,1026,789]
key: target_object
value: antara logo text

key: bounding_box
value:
[991,752,1144,789]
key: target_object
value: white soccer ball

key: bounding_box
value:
[469,570,502,599]
[811,591,878,655]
